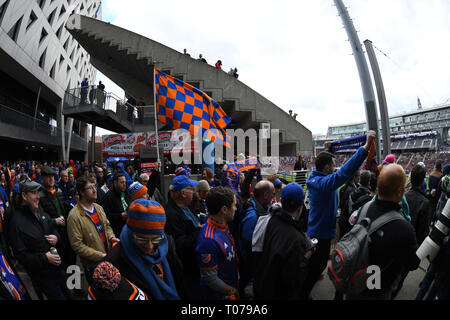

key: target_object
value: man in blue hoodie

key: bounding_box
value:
[299,130,376,299]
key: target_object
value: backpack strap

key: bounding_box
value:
[367,210,404,236]
[356,200,374,224]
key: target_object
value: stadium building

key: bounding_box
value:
[0,0,101,161]
[61,13,313,160]
[314,103,450,172]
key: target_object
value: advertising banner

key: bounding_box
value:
[147,131,192,155]
[102,133,147,158]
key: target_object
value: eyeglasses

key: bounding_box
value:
[133,234,165,246]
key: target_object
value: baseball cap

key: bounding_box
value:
[171,175,198,191]
[281,183,305,207]
[41,166,56,176]
[19,180,42,193]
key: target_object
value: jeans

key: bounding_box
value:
[299,238,331,299]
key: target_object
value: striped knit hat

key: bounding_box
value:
[126,198,166,235]
[127,181,148,201]
[175,167,188,176]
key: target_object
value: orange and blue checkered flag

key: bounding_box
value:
[154,67,232,147]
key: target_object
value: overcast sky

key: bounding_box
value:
[95,0,450,137]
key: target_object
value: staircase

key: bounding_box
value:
[65,14,313,156]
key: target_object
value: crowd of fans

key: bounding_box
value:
[0,132,449,300]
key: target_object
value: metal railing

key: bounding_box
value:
[64,87,138,123]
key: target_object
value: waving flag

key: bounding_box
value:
[154,67,231,147]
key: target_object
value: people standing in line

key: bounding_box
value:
[338,170,361,239]
[299,130,375,300]
[237,180,275,299]
[349,170,374,214]
[253,183,312,299]
[39,166,76,271]
[67,176,118,284]
[164,175,201,299]
[391,164,431,299]
[196,186,238,300]
[106,198,184,299]
[58,170,74,210]
[99,173,131,238]
[345,164,420,300]
[8,180,71,300]
[190,180,209,218]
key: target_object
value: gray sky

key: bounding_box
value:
[95,0,450,137]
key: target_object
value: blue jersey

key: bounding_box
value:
[196,217,238,299]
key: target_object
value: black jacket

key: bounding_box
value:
[253,207,309,299]
[164,198,200,278]
[350,185,372,213]
[8,205,63,283]
[405,188,431,245]
[39,187,68,223]
[105,236,186,299]
[360,199,420,297]
[99,188,131,237]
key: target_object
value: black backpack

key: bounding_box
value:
[328,200,404,295]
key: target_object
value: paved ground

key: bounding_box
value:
[310,257,429,300]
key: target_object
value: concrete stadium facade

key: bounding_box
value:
[0,0,101,161]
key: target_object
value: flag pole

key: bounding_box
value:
[153,66,160,162]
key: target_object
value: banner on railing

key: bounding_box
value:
[147,131,192,155]
[102,133,147,158]
[102,131,193,158]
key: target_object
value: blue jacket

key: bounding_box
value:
[306,146,368,239]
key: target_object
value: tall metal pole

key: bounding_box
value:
[91,122,96,163]
[33,86,41,130]
[333,0,381,161]
[153,66,160,162]
[60,99,66,162]
[364,40,391,157]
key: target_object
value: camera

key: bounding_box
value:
[416,198,450,262]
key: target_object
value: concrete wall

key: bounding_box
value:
[67,14,314,156]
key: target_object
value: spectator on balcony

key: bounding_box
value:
[89,85,96,105]
[197,54,207,63]
[80,78,89,105]
[96,81,106,108]
[183,48,190,57]
[228,68,239,79]
[215,60,222,70]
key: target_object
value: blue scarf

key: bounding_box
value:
[120,226,180,300]
[181,207,199,228]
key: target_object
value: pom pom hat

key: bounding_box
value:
[128,182,148,201]
[126,199,166,235]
